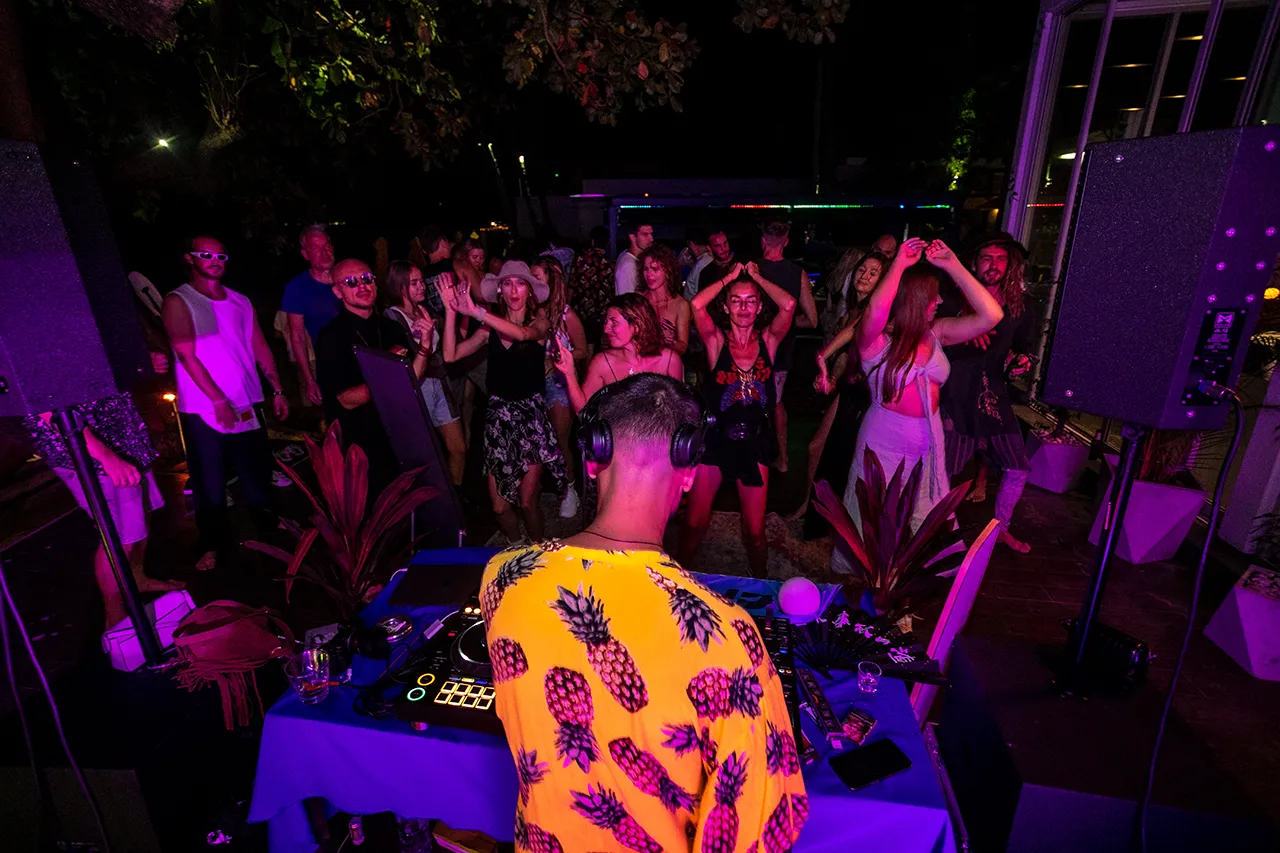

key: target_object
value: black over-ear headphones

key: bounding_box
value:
[579,380,714,468]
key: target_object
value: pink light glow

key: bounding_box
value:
[1216,262,1227,271]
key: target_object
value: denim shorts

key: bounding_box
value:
[422,377,459,427]
[544,372,571,408]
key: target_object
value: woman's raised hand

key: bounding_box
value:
[925,240,958,266]
[455,284,482,318]
[435,274,459,313]
[897,237,928,265]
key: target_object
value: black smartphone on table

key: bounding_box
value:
[828,738,912,791]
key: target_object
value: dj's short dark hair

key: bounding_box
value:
[592,374,701,453]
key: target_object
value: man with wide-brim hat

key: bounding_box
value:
[939,230,1039,553]
[480,259,551,304]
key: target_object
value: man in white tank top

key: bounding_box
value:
[162,235,288,572]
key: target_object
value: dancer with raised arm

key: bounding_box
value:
[677,262,796,578]
[439,261,566,543]
[832,238,1002,571]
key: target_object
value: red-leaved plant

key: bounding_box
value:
[246,424,436,620]
[813,449,970,622]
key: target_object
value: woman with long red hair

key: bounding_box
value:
[832,238,1002,570]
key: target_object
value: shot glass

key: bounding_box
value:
[857,661,882,694]
[285,648,331,705]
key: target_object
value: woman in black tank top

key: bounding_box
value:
[439,261,567,543]
[677,263,797,579]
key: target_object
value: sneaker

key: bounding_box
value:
[559,485,580,518]
[272,470,292,488]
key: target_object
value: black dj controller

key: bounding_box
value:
[395,597,503,735]
[754,615,804,745]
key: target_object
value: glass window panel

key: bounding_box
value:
[1148,15,1206,136]
[1192,5,1268,130]
[1085,16,1170,140]
[1253,27,1280,125]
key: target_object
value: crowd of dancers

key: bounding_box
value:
[26,217,1039,628]
[281,218,1040,570]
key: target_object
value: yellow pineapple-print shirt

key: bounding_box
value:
[481,541,808,853]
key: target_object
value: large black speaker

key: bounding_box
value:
[1040,127,1279,430]
[0,141,149,417]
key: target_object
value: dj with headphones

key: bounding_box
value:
[479,372,808,853]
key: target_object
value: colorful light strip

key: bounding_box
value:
[1026,202,1065,208]
[570,193,605,198]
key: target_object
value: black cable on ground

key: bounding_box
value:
[0,556,43,839]
[1136,388,1244,853]
[0,554,112,853]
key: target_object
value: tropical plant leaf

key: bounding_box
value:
[861,449,886,524]
[853,476,881,582]
[340,440,370,544]
[279,455,325,515]
[244,540,299,565]
[317,425,348,526]
[813,480,871,586]
[283,527,320,603]
[898,479,972,571]
[897,460,924,548]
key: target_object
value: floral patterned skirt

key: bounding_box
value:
[483,394,568,506]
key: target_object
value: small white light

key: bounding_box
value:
[156,138,170,148]
[1059,152,1076,160]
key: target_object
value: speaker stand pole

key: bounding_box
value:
[1059,422,1147,695]
[54,408,164,666]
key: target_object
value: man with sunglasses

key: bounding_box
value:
[315,258,434,491]
[162,235,288,572]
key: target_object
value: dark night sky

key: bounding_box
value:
[461,1,1038,187]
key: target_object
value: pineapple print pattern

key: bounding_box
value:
[667,561,735,607]
[571,785,664,853]
[517,747,550,806]
[790,794,810,833]
[687,667,764,720]
[702,752,748,853]
[482,544,807,853]
[762,791,803,853]
[482,548,542,623]
[515,810,564,853]
[662,722,719,773]
[765,721,801,777]
[732,619,766,669]
[647,566,725,652]
[552,584,649,712]
[609,737,696,813]
[544,667,600,772]
[490,637,529,683]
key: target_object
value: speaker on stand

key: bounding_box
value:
[1037,125,1279,688]
[0,140,161,663]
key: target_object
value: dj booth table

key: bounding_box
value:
[249,549,956,853]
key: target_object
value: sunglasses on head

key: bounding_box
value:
[342,273,377,288]
[190,251,229,262]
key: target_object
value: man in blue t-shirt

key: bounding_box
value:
[282,224,340,405]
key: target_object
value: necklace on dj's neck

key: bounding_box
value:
[583,528,664,552]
